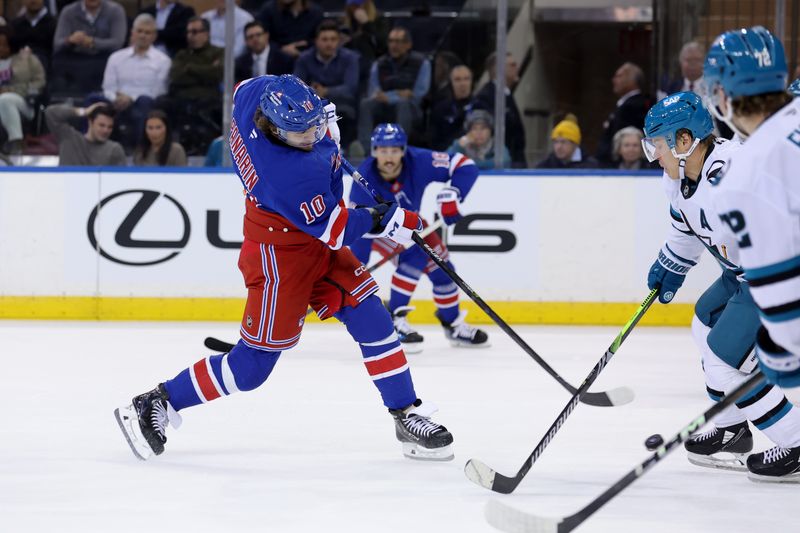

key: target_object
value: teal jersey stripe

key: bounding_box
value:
[747,254,800,281]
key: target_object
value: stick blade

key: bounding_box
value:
[204,337,236,352]
[579,386,634,407]
[485,500,560,533]
[465,459,520,494]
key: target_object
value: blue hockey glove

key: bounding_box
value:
[647,245,693,304]
[365,202,422,247]
[756,326,800,388]
[436,186,463,225]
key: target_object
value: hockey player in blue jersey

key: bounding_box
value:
[114,75,455,462]
[348,123,489,353]
[642,91,800,482]
[704,26,800,481]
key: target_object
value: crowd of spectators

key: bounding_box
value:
[0,0,723,171]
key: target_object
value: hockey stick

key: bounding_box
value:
[484,371,765,533]
[465,289,658,494]
[342,158,633,408]
[202,219,446,354]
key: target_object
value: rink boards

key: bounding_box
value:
[0,167,721,325]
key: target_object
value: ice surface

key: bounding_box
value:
[1,320,797,532]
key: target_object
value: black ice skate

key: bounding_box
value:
[391,305,424,354]
[684,421,753,471]
[390,399,454,461]
[114,384,181,460]
[747,446,800,483]
[436,310,489,348]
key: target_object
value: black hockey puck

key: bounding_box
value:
[645,434,665,451]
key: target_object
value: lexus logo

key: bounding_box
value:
[87,189,190,266]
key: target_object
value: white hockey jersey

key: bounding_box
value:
[711,98,800,355]
[661,137,743,273]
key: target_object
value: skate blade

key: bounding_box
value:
[448,339,491,349]
[401,343,424,354]
[687,451,748,472]
[402,442,454,461]
[747,471,800,484]
[114,406,153,461]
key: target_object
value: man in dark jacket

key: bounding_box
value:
[141,0,195,57]
[10,0,57,69]
[472,52,527,168]
[234,21,293,82]
[357,26,430,151]
[595,62,649,166]
[536,116,598,170]
[430,64,473,151]
[258,0,323,62]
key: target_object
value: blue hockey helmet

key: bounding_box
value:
[370,123,407,155]
[259,74,331,147]
[642,91,714,162]
[704,26,788,100]
[789,78,800,96]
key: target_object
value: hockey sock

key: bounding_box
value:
[429,264,459,323]
[734,381,800,448]
[164,341,281,411]
[388,262,421,312]
[336,295,417,410]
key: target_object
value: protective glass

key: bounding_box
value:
[641,136,670,162]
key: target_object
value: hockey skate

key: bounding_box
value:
[684,421,753,471]
[114,384,181,460]
[436,310,489,348]
[747,446,800,483]
[390,399,454,461]
[391,305,424,354]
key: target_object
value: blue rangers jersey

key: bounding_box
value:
[349,147,478,211]
[229,75,372,249]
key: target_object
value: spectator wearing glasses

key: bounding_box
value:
[234,20,292,83]
[357,26,430,152]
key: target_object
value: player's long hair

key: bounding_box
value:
[732,91,792,118]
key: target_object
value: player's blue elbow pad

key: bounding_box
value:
[757,326,800,388]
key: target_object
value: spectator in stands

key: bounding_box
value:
[357,27,430,152]
[10,0,57,70]
[430,64,473,150]
[51,0,126,95]
[45,101,125,165]
[257,0,323,61]
[595,62,648,166]
[294,19,359,152]
[472,51,527,168]
[133,109,186,166]
[536,115,597,169]
[658,41,705,100]
[341,0,388,93]
[201,0,253,59]
[448,109,509,170]
[100,14,170,148]
[161,16,223,154]
[431,50,462,100]
[0,27,46,155]
[612,126,649,170]
[235,21,293,83]
[142,0,195,57]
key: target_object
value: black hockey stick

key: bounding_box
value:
[342,158,633,408]
[465,289,658,494]
[484,371,766,533]
[202,219,446,354]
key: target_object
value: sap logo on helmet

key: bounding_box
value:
[663,95,681,106]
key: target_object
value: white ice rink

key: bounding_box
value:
[2,320,798,533]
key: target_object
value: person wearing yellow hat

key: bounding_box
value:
[536,114,598,169]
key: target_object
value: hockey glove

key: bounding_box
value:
[436,186,463,225]
[647,245,693,304]
[365,202,422,248]
[323,102,340,149]
[756,326,800,388]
